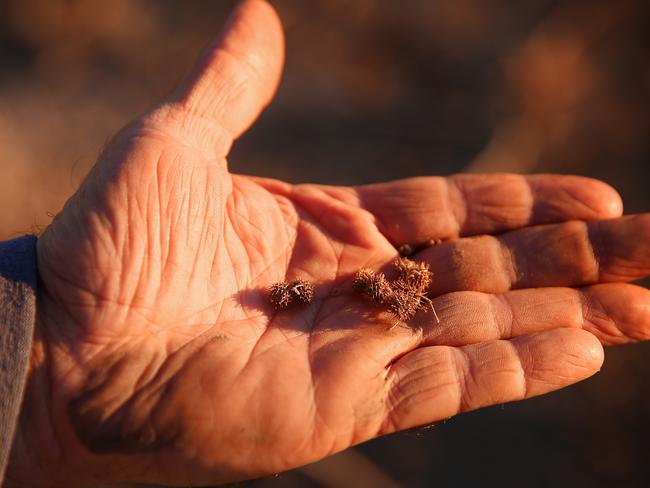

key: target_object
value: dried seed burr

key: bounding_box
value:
[397,238,443,257]
[268,282,292,309]
[393,258,439,324]
[393,257,432,293]
[352,268,373,294]
[353,268,392,304]
[387,287,421,323]
[392,279,440,324]
[352,257,440,327]
[289,279,315,304]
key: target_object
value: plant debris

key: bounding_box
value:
[268,279,315,309]
[394,257,432,292]
[353,257,440,326]
[397,239,444,257]
[398,244,415,257]
[268,282,292,309]
[269,258,440,327]
[289,279,315,304]
[387,286,421,322]
[352,268,392,304]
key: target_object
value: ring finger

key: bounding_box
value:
[415,214,650,296]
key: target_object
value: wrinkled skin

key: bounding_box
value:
[7,1,650,487]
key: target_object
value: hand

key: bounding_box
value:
[9,1,650,486]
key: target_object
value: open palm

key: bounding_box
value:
[16,1,650,487]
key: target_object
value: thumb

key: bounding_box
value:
[160,0,285,153]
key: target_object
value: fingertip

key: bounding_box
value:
[580,329,605,370]
[569,177,624,219]
[164,0,285,146]
[220,0,285,95]
[556,328,604,375]
[514,328,604,397]
[606,191,624,218]
[593,181,623,218]
[227,0,285,54]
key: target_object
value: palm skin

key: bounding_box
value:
[8,1,650,487]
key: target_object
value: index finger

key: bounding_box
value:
[355,174,623,246]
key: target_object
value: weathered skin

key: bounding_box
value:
[7,1,650,486]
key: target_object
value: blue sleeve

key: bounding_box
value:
[0,235,37,481]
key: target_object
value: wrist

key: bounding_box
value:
[4,305,69,488]
[0,236,58,487]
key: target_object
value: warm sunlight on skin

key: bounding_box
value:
[6,1,650,486]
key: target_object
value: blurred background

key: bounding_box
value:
[1,0,649,486]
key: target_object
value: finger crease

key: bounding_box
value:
[497,237,519,290]
[450,347,472,413]
[506,341,529,400]
[445,178,466,237]
[491,293,514,338]
[585,221,603,282]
